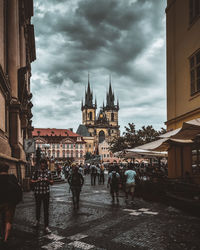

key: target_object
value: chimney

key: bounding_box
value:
[69,128,73,132]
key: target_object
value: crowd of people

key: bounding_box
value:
[0,159,167,244]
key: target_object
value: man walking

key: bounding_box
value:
[90,163,97,186]
[107,167,120,203]
[31,159,53,233]
[124,164,137,204]
[68,166,84,209]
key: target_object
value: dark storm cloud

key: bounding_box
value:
[32,0,166,130]
[33,0,165,84]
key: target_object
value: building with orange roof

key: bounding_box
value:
[32,128,86,165]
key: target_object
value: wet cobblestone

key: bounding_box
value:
[2,175,200,249]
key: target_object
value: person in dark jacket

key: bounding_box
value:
[68,166,84,209]
[0,163,22,243]
[31,159,53,234]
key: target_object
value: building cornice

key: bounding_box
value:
[165,107,200,126]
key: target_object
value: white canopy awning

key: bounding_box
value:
[159,118,200,140]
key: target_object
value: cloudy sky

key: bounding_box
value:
[31,0,166,133]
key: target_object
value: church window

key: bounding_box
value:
[99,130,105,143]
[89,112,93,120]
[111,113,114,122]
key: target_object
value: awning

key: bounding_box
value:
[151,138,193,151]
[159,118,200,140]
[125,148,168,158]
[171,118,200,140]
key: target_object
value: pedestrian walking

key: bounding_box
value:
[68,166,84,209]
[31,159,53,234]
[90,163,97,186]
[0,163,22,244]
[124,164,137,204]
[99,165,105,185]
[107,167,120,203]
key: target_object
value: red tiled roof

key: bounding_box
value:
[32,128,80,137]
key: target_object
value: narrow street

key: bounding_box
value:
[9,174,200,250]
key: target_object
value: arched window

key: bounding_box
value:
[99,130,105,143]
[111,113,114,122]
[89,112,93,120]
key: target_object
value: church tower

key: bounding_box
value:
[103,80,120,139]
[81,78,97,127]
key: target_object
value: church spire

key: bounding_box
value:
[82,73,96,109]
[106,77,115,108]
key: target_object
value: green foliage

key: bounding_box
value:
[109,123,166,153]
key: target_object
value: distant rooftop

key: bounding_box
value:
[33,128,80,137]
[76,125,91,137]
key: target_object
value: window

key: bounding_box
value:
[63,151,65,158]
[71,150,73,157]
[67,144,69,149]
[57,151,60,158]
[57,144,60,149]
[67,151,69,158]
[111,113,114,122]
[71,144,73,149]
[80,151,83,158]
[52,144,55,149]
[76,151,79,158]
[63,144,65,149]
[189,0,200,24]
[190,50,200,95]
[89,112,93,120]
[192,139,200,174]
[80,144,83,149]
[75,144,78,149]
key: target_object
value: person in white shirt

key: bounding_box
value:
[124,164,137,204]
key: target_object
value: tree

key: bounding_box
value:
[110,136,127,153]
[109,123,167,153]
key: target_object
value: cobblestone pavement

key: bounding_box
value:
[3,174,200,250]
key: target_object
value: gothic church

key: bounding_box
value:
[77,80,120,154]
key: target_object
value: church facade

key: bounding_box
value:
[77,81,120,154]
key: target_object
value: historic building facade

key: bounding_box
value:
[0,0,36,182]
[77,80,120,154]
[33,128,86,165]
[165,0,200,181]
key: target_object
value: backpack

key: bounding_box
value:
[111,171,119,185]
[91,166,97,174]
[70,173,82,187]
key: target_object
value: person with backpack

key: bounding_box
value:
[90,163,97,186]
[0,163,22,244]
[31,158,53,234]
[99,164,105,185]
[68,166,84,209]
[107,167,120,203]
[124,164,137,204]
